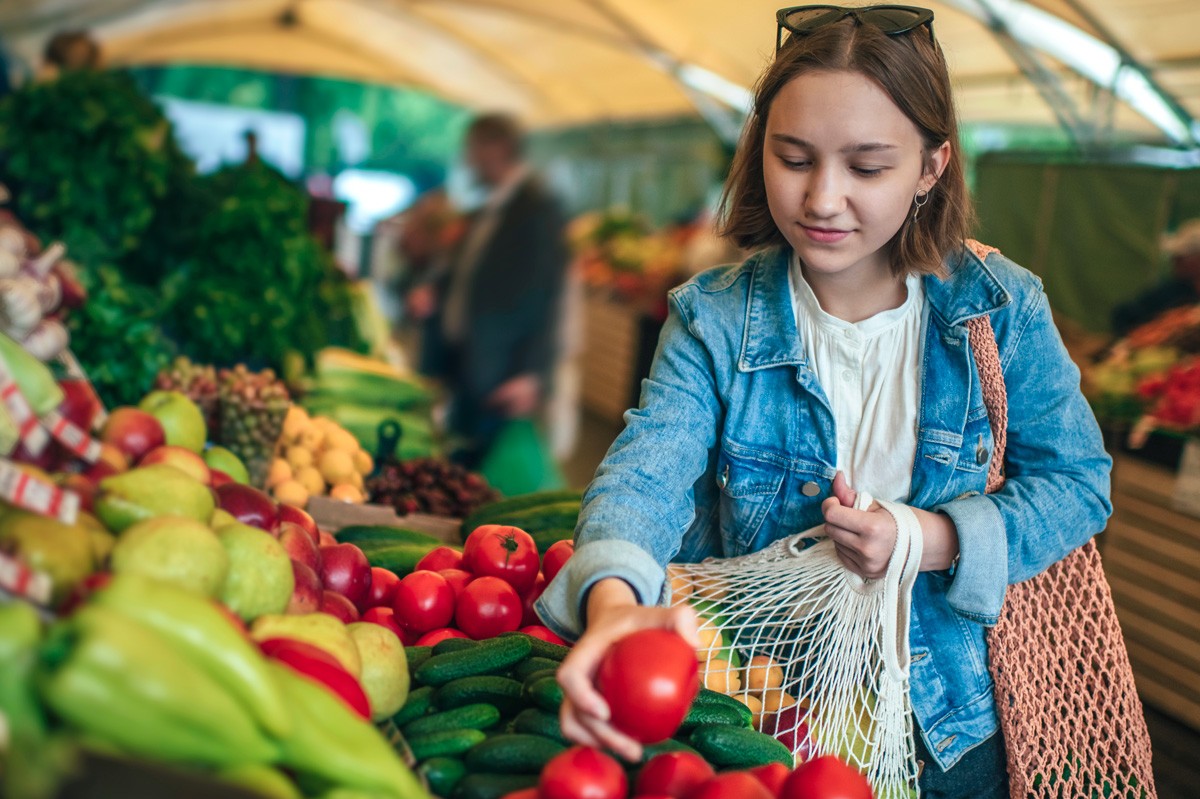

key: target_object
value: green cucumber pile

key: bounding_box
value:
[395,632,791,799]
[460,491,583,553]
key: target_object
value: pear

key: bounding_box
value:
[217,522,295,622]
[0,511,93,605]
[210,508,238,530]
[77,512,115,566]
[348,622,410,720]
[204,446,251,485]
[251,613,362,677]
[94,464,215,533]
[110,516,228,597]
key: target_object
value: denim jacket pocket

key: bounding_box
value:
[716,444,785,553]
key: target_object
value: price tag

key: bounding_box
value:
[41,409,101,463]
[1171,438,1200,520]
[0,552,52,606]
[0,459,79,524]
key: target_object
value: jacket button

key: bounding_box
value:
[717,465,730,489]
[975,446,989,465]
[801,481,821,497]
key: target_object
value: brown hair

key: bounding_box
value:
[718,18,974,276]
[466,113,525,159]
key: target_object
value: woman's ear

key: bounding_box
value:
[922,140,952,192]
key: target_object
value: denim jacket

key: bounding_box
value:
[535,245,1112,770]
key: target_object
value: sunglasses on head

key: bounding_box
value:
[775,5,936,51]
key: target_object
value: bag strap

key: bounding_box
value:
[963,239,1008,494]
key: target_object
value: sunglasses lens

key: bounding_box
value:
[860,7,927,33]
[780,7,846,33]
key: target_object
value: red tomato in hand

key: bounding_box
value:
[363,567,401,610]
[521,573,547,627]
[635,752,714,797]
[595,629,699,743]
[416,545,464,573]
[415,627,468,646]
[542,539,575,583]
[392,570,455,634]
[540,746,627,799]
[455,576,523,639]
[780,756,872,799]
[438,568,474,601]
[750,763,791,796]
[463,524,539,594]
[688,773,774,799]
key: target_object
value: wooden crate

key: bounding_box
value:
[581,293,639,424]
[1105,454,1200,730]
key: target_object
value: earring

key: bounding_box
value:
[912,189,930,221]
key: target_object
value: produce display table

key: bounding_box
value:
[1104,451,1200,730]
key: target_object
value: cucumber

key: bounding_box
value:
[463,734,567,774]
[408,728,488,761]
[689,725,794,768]
[452,773,539,799]
[404,646,434,671]
[523,675,563,714]
[392,685,435,726]
[418,757,467,798]
[404,703,502,738]
[693,689,754,728]
[417,636,533,686]
[483,501,580,535]
[511,708,568,745]
[499,632,571,661]
[643,738,702,760]
[532,528,575,553]
[513,657,560,682]
[678,702,749,733]
[361,542,442,574]
[433,638,481,656]
[521,668,557,686]
[336,525,443,547]
[461,491,583,536]
[436,677,525,717]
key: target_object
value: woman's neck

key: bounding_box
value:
[799,259,909,323]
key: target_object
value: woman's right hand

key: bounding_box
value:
[556,577,700,762]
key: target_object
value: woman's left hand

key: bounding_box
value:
[821,472,897,579]
[822,472,962,577]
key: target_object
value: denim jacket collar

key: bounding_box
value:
[737,246,1013,373]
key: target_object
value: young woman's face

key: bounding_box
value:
[763,69,948,280]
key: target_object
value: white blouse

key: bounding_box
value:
[789,254,925,503]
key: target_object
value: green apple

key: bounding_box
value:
[204,446,250,485]
[250,613,362,677]
[138,390,207,453]
[94,464,215,533]
[347,622,410,720]
[217,522,294,622]
[110,516,228,597]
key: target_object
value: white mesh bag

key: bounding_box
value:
[667,493,923,799]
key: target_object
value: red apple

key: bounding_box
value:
[278,503,319,544]
[278,521,322,573]
[216,483,280,532]
[139,445,210,484]
[438,568,473,601]
[361,606,411,643]
[318,530,337,548]
[363,567,401,611]
[100,407,165,462]
[319,543,371,607]
[209,468,234,488]
[320,590,360,623]
[59,472,98,513]
[286,561,322,615]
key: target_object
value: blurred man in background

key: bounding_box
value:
[408,113,568,468]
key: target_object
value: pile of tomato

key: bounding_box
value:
[366,524,575,645]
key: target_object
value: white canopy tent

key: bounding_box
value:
[2,0,1198,146]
